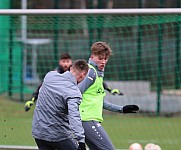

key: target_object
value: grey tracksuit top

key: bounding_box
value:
[32,71,85,143]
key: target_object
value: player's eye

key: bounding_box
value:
[98,56,103,60]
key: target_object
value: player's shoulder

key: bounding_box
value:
[47,70,58,75]
[87,68,96,81]
[44,70,60,79]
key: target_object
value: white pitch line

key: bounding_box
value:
[0,145,128,150]
[0,145,38,150]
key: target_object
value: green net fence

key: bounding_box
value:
[2,14,181,94]
[0,12,181,149]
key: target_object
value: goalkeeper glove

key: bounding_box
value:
[110,88,123,95]
[77,142,86,150]
[107,87,123,95]
[24,97,35,112]
[122,105,139,113]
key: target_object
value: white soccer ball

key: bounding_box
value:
[153,145,161,150]
[144,143,155,150]
[129,143,143,150]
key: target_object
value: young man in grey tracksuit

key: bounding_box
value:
[32,59,88,150]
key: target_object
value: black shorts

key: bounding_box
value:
[35,138,78,150]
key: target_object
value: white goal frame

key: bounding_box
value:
[0,8,181,15]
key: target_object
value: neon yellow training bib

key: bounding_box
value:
[79,64,106,122]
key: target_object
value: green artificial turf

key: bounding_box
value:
[1,96,181,150]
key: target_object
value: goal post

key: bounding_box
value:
[0,8,181,150]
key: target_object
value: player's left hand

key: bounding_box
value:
[25,101,34,112]
[111,89,123,95]
[122,105,139,113]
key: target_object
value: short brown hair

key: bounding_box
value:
[72,59,89,73]
[90,42,112,58]
[60,53,71,60]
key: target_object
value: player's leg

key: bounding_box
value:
[35,138,54,150]
[35,138,78,150]
[82,120,115,150]
[56,138,78,150]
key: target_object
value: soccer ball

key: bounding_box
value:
[144,143,155,150]
[153,145,161,150]
[144,143,161,150]
[129,143,143,150]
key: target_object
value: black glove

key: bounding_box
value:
[24,97,35,111]
[122,105,139,113]
[77,142,86,150]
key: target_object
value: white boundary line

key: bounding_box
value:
[0,8,181,15]
[0,145,38,150]
[0,145,127,150]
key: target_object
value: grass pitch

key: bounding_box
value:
[0,95,181,150]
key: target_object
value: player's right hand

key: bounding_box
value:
[122,105,139,113]
[25,100,34,112]
[77,142,86,150]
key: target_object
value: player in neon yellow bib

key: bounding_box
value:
[80,64,106,122]
[78,42,139,150]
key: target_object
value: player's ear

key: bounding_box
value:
[78,72,83,78]
[90,54,94,59]
[69,66,73,71]
[79,71,86,80]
